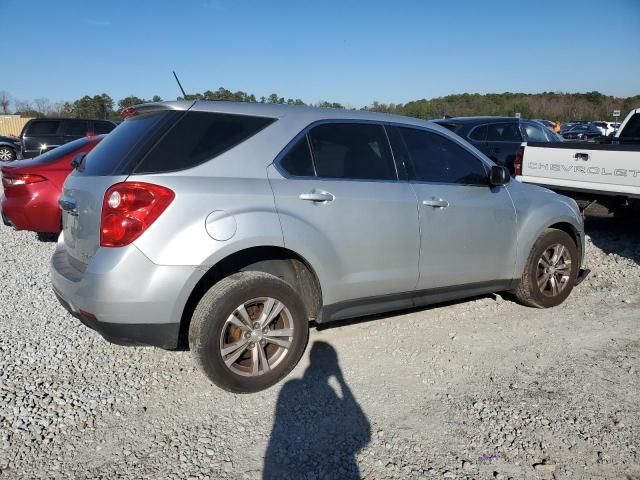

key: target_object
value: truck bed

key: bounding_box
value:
[517,141,640,199]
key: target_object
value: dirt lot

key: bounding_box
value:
[0,205,638,479]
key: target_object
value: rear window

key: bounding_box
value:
[26,120,59,136]
[80,111,176,176]
[82,110,276,176]
[133,111,275,174]
[29,138,90,165]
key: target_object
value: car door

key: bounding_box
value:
[485,122,523,172]
[267,122,420,306]
[387,125,517,291]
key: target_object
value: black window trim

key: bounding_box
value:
[273,119,421,183]
[389,124,491,187]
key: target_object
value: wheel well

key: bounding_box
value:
[548,222,580,254]
[179,246,322,347]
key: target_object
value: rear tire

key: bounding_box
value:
[513,229,579,308]
[189,271,309,393]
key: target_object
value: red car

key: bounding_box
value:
[1,135,104,234]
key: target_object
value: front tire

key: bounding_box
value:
[0,146,16,161]
[189,271,309,393]
[513,229,579,308]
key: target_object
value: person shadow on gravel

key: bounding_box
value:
[263,341,371,480]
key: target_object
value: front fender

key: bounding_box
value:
[509,183,585,277]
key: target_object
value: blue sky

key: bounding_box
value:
[3,0,639,108]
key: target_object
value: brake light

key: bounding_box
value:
[514,147,524,176]
[121,107,137,119]
[100,182,174,247]
[1,173,47,187]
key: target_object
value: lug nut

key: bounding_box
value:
[260,340,266,346]
[263,327,269,334]
[248,342,255,349]
[244,332,251,339]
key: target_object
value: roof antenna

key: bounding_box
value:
[173,71,188,98]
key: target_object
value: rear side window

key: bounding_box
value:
[279,137,315,177]
[94,121,115,134]
[391,126,487,185]
[308,123,396,180]
[619,114,640,138]
[30,137,90,165]
[468,124,488,141]
[486,123,522,142]
[26,120,59,136]
[134,112,275,174]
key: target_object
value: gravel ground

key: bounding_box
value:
[0,198,638,479]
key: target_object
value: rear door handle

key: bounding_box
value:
[422,198,449,208]
[299,191,335,203]
[573,152,590,161]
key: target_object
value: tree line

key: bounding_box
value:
[1,89,638,122]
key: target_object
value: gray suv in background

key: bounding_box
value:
[51,101,586,393]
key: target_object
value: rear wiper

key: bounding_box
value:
[71,152,87,172]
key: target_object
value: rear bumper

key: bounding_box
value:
[0,187,61,233]
[50,235,201,349]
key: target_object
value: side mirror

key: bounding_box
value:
[71,152,87,171]
[489,165,510,186]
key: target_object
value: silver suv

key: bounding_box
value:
[51,101,586,393]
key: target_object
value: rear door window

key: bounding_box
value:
[486,123,523,142]
[308,123,396,180]
[26,120,60,136]
[63,120,90,136]
[133,112,276,174]
[279,136,315,177]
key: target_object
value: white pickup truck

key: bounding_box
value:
[516,108,640,212]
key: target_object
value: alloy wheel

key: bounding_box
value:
[219,297,294,377]
[536,243,573,297]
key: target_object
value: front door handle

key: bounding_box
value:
[422,198,449,209]
[299,191,335,203]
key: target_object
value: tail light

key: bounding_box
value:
[100,182,174,247]
[514,147,524,176]
[2,173,47,187]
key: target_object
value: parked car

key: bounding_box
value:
[516,107,640,214]
[559,123,603,140]
[20,118,116,158]
[51,101,586,393]
[0,135,23,161]
[1,135,104,234]
[434,117,563,172]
